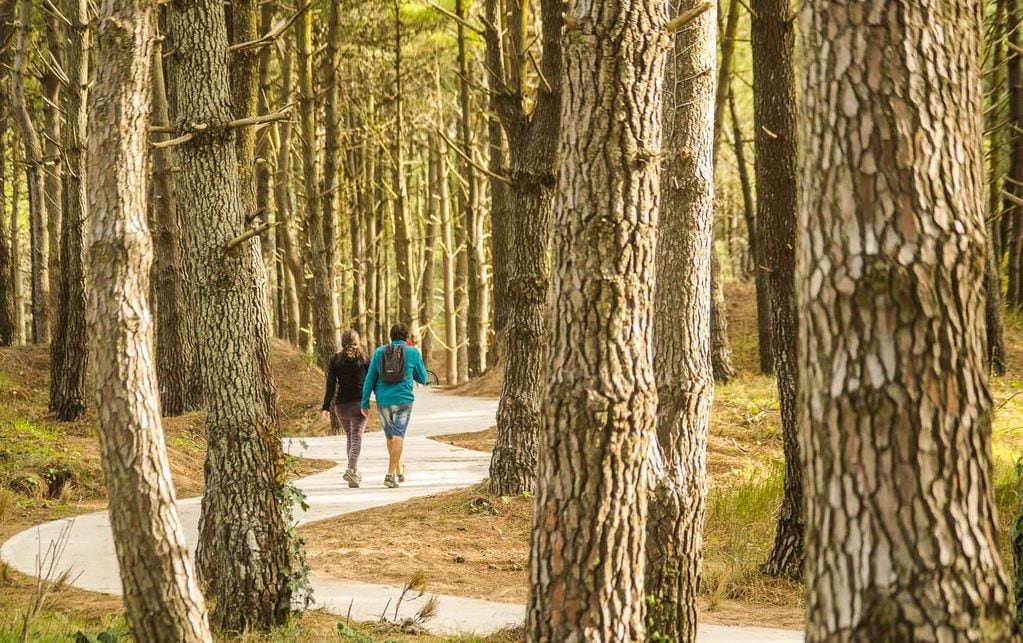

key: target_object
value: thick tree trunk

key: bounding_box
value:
[12,0,49,344]
[151,40,197,416]
[49,0,90,421]
[645,3,715,639]
[486,0,562,496]
[798,1,1016,638]
[527,1,664,637]
[87,2,212,638]
[297,7,339,365]
[167,0,293,630]
[753,0,803,580]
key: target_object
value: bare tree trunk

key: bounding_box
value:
[485,0,562,496]
[43,18,63,325]
[391,0,418,340]
[487,111,511,343]
[1007,0,1023,306]
[256,1,276,334]
[87,1,212,638]
[709,252,735,381]
[273,43,303,346]
[439,136,458,384]
[49,0,89,421]
[167,0,293,630]
[347,91,367,337]
[365,102,380,344]
[420,134,440,367]
[10,131,24,345]
[454,169,469,384]
[646,3,715,639]
[0,92,14,345]
[297,6,339,365]
[12,0,49,344]
[324,0,345,333]
[151,39,197,416]
[799,1,1016,638]
[987,0,1009,375]
[753,0,803,580]
[527,0,664,636]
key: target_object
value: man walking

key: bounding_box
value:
[362,323,429,488]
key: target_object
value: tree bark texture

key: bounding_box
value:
[645,2,715,640]
[151,40,197,416]
[12,0,49,344]
[797,1,1016,638]
[43,18,63,325]
[752,0,803,579]
[486,0,562,496]
[49,0,90,421]
[391,1,419,341]
[324,0,346,334]
[709,251,735,381]
[167,0,292,630]
[527,4,665,639]
[1006,0,1023,305]
[0,62,15,345]
[297,8,339,365]
[87,2,212,638]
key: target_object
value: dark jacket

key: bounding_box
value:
[322,351,369,410]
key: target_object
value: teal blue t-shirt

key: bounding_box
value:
[361,340,429,409]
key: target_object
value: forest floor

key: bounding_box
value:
[302,281,1023,631]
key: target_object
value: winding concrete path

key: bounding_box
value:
[2,388,802,641]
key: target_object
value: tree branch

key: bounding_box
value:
[224,221,276,253]
[438,128,509,184]
[668,1,713,32]
[229,1,312,52]
[426,0,484,35]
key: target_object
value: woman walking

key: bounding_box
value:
[321,329,369,487]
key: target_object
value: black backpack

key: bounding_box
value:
[380,344,406,384]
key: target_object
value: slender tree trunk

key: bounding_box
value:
[324,0,344,332]
[12,0,49,343]
[487,111,511,344]
[49,0,89,421]
[455,169,469,384]
[151,39,197,416]
[709,253,735,381]
[167,0,293,630]
[347,92,367,337]
[420,135,440,367]
[799,1,1016,638]
[753,0,803,579]
[987,0,1009,375]
[646,3,715,639]
[365,103,380,344]
[297,7,339,365]
[729,84,772,374]
[87,1,212,638]
[455,0,485,376]
[527,0,664,636]
[439,137,458,384]
[0,104,14,345]
[273,43,303,346]
[43,18,63,324]
[391,0,419,340]
[10,133,24,345]
[486,0,562,496]
[256,1,276,333]
[1006,0,1023,305]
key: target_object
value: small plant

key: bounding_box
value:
[336,622,373,643]
[278,450,313,615]
[468,497,499,516]
[372,569,440,635]
[17,521,80,643]
[73,628,126,643]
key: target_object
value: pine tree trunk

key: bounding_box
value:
[324,0,345,333]
[391,1,418,340]
[527,2,664,636]
[487,110,511,340]
[439,137,458,384]
[272,43,303,346]
[753,0,803,580]
[167,0,293,630]
[0,102,14,346]
[486,0,562,496]
[709,252,735,381]
[10,135,24,345]
[151,40,197,416]
[646,3,715,639]
[987,0,1009,375]
[49,0,89,421]
[256,2,277,333]
[297,7,339,365]
[798,1,1016,638]
[87,2,213,638]
[347,95,367,337]
[455,170,469,384]
[1007,0,1023,306]
[43,19,63,325]
[12,0,49,344]
[365,104,380,344]
[420,134,441,367]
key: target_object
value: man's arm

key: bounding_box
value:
[362,349,379,409]
[412,349,429,385]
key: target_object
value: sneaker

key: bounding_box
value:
[397,465,407,483]
[343,469,361,489]
[383,475,399,489]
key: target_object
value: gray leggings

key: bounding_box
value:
[333,402,367,472]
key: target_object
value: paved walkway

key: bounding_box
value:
[2,388,802,640]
